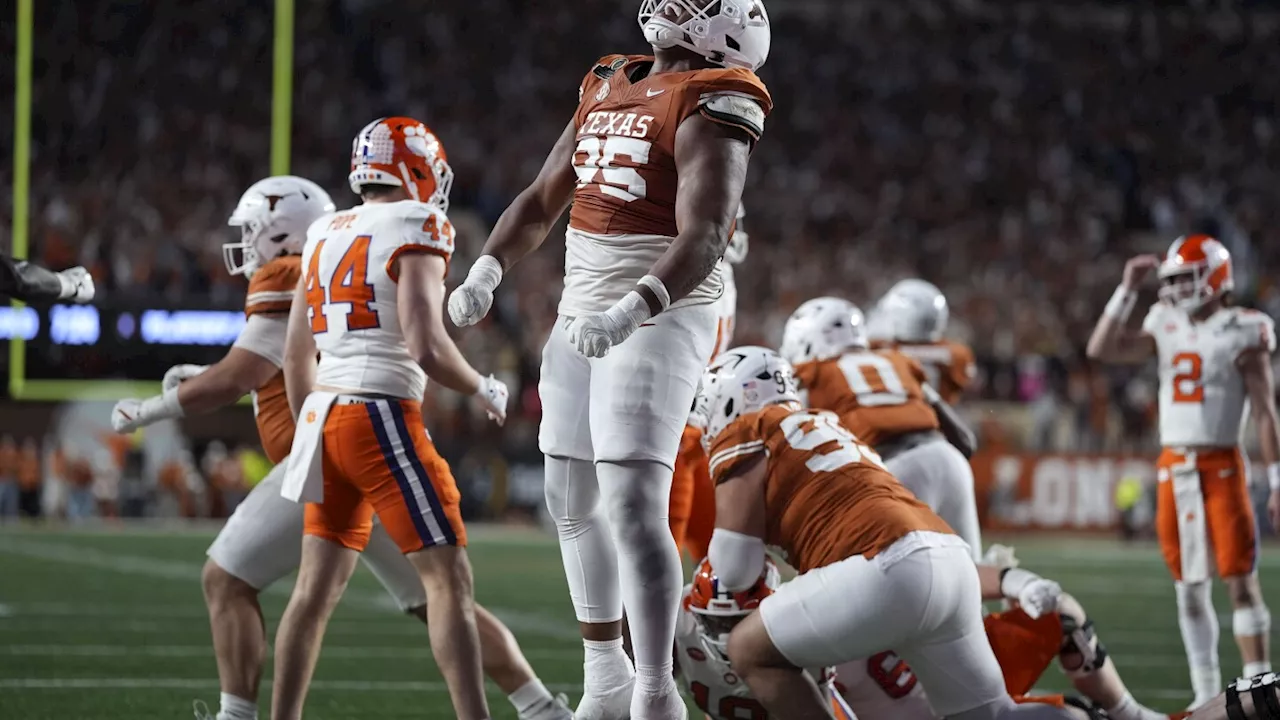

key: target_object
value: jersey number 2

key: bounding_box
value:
[305,237,380,333]
[1171,352,1204,403]
[690,681,767,720]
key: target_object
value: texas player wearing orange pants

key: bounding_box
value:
[272,118,510,720]
[837,551,1176,720]
[1087,235,1278,708]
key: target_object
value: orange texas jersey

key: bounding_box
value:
[792,349,940,448]
[244,255,301,464]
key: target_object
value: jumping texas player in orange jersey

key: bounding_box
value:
[871,279,976,405]
[698,346,1073,720]
[110,175,569,720]
[780,297,983,559]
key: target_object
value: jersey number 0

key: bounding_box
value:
[305,237,380,334]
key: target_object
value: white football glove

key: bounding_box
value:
[566,291,651,359]
[448,256,502,327]
[111,389,183,434]
[1000,567,1062,620]
[162,364,209,392]
[982,543,1021,569]
[472,374,509,426]
[56,267,95,303]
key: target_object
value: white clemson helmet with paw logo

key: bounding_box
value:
[224,176,335,278]
[639,0,771,71]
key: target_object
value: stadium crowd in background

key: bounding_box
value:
[1,0,1279,456]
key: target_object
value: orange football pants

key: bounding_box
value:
[670,425,716,561]
[1156,447,1256,580]
[984,608,1063,697]
[303,398,466,553]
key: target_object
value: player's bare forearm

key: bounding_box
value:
[1085,315,1153,364]
[480,120,578,271]
[1241,349,1280,465]
[976,564,1005,600]
[398,254,482,395]
[642,116,752,310]
[713,454,768,537]
[283,280,318,419]
[177,346,277,414]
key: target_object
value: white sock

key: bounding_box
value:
[635,663,676,695]
[1106,692,1167,720]
[597,460,683,674]
[1245,661,1273,677]
[216,693,257,720]
[583,637,634,694]
[1175,581,1221,700]
[509,679,554,712]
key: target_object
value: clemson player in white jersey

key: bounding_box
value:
[269,117,512,720]
[448,3,772,718]
[1087,234,1279,709]
[676,557,856,720]
[110,173,568,720]
[780,297,982,558]
[698,345,1072,720]
[871,279,976,405]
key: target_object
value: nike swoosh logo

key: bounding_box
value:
[646,89,666,97]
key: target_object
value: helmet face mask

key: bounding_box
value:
[638,0,771,71]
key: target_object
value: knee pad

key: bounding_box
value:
[1226,673,1280,720]
[1176,580,1214,617]
[1059,614,1108,679]
[1234,605,1273,638]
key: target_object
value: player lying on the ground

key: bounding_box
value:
[699,345,1073,720]
[1186,672,1280,720]
[837,547,1176,720]
[111,170,567,720]
[1086,234,1275,708]
[780,297,982,558]
[0,255,94,303]
[675,557,856,720]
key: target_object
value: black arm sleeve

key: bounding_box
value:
[0,255,64,302]
[932,396,978,459]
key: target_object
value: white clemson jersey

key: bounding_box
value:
[674,592,849,720]
[302,199,456,401]
[1142,303,1276,447]
[835,652,936,720]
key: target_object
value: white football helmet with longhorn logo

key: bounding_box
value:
[224,176,335,278]
[639,0,771,71]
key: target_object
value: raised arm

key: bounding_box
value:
[1085,255,1160,364]
[448,120,579,327]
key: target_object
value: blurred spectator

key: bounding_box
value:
[0,436,17,517]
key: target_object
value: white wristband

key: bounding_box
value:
[465,255,503,292]
[1000,567,1041,600]
[1268,463,1280,493]
[1104,285,1138,321]
[637,274,671,313]
[142,387,185,424]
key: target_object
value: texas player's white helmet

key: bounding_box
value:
[1158,234,1234,311]
[699,345,800,447]
[639,0,771,71]
[876,279,949,343]
[779,297,867,366]
[224,176,335,278]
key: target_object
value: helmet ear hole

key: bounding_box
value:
[723,398,735,417]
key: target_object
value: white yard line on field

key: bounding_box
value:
[0,539,579,641]
[0,677,582,693]
[0,644,578,661]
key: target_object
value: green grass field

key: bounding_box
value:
[0,526,1274,719]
